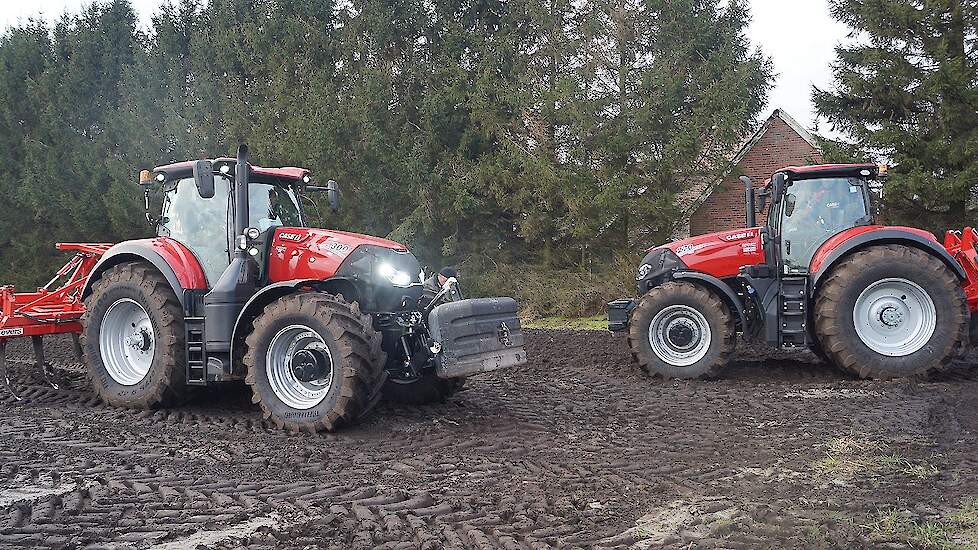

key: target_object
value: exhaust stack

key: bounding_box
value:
[740,175,756,228]
[234,144,250,242]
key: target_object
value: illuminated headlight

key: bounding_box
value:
[636,263,653,280]
[377,262,413,287]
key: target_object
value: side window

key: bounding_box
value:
[159,176,232,286]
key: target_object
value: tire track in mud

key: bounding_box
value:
[2,330,978,548]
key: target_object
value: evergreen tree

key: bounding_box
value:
[815,0,978,231]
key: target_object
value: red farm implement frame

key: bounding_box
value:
[0,243,110,398]
[944,228,978,313]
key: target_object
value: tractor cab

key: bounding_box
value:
[759,164,881,276]
[144,158,313,286]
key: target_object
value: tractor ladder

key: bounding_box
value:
[0,243,111,399]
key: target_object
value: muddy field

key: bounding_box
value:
[1,330,977,549]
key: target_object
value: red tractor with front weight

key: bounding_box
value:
[609,163,978,379]
[0,146,526,432]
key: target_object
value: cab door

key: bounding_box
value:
[158,176,234,287]
[779,176,871,275]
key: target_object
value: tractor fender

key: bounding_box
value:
[810,227,967,293]
[229,277,361,362]
[82,238,208,309]
[671,270,749,333]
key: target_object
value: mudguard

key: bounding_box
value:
[672,271,749,333]
[428,297,527,378]
[810,227,967,291]
[82,238,207,309]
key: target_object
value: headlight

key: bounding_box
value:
[378,262,413,287]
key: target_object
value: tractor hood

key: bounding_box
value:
[266,227,413,284]
[636,227,766,292]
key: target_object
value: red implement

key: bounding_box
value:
[944,228,978,313]
[0,243,111,399]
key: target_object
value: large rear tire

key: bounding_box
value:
[627,281,735,379]
[81,262,188,408]
[814,245,969,379]
[244,292,385,432]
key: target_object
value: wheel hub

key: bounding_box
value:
[290,347,332,383]
[853,278,936,357]
[648,305,712,367]
[877,304,905,328]
[666,319,698,349]
[100,298,154,386]
[266,326,334,410]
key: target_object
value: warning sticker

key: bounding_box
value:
[0,328,25,337]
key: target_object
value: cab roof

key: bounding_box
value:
[152,158,309,181]
[779,163,882,179]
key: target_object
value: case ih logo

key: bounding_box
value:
[279,232,305,242]
[721,231,756,242]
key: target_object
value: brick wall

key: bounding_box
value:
[689,117,823,236]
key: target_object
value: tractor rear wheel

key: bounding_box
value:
[627,281,735,379]
[382,373,464,404]
[244,292,385,432]
[81,262,188,408]
[814,245,969,379]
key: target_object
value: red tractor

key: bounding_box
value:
[609,163,978,379]
[0,146,526,431]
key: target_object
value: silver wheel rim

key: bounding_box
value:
[648,305,712,367]
[265,324,334,410]
[99,298,154,386]
[853,278,937,357]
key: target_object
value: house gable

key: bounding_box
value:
[686,110,823,237]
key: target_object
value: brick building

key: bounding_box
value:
[675,109,822,238]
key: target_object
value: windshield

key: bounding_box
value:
[249,183,303,231]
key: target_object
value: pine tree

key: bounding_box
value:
[814,0,978,231]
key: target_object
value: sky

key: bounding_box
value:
[0,0,851,137]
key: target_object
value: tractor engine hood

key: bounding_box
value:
[266,227,417,284]
[636,227,765,292]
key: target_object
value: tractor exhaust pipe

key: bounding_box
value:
[741,175,756,228]
[234,144,250,243]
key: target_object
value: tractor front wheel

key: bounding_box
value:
[81,262,188,408]
[244,292,385,432]
[814,245,969,379]
[628,281,735,379]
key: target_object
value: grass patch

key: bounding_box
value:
[522,315,608,331]
[814,436,940,481]
[864,501,978,550]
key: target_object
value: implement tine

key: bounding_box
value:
[32,336,59,390]
[0,340,22,401]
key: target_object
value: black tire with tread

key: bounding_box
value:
[627,281,736,379]
[243,292,385,432]
[382,374,464,405]
[80,262,188,408]
[813,244,969,379]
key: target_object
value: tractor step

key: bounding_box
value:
[185,317,207,386]
[779,277,808,348]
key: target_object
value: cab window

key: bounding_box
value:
[158,176,232,286]
[780,177,869,273]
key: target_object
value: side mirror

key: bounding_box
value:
[326,179,339,213]
[192,159,215,199]
[784,193,797,217]
[757,186,770,213]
